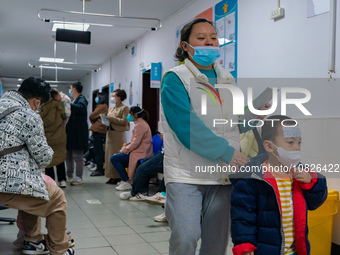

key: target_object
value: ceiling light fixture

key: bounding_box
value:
[52,22,90,32]
[39,57,65,63]
[28,61,101,71]
[38,0,162,31]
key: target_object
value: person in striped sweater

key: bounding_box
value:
[230,115,327,255]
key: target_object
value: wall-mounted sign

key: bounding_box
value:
[151,62,162,88]
[110,82,114,93]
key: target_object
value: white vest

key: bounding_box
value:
[161,59,241,185]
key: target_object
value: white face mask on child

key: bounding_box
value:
[270,142,301,168]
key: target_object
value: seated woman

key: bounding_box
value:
[111,106,153,191]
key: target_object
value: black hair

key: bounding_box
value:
[71,81,83,93]
[50,88,59,98]
[130,106,149,121]
[261,115,297,142]
[113,89,127,101]
[97,92,108,105]
[18,77,51,103]
[174,18,215,62]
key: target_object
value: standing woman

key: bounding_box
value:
[104,89,130,184]
[161,18,252,255]
[89,92,108,176]
[40,88,68,187]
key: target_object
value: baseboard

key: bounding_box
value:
[331,242,340,255]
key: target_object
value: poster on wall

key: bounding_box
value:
[151,62,162,88]
[225,42,235,72]
[110,82,114,93]
[195,7,213,21]
[215,0,238,78]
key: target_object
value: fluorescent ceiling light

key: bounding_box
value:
[18,78,23,81]
[39,65,73,70]
[39,57,65,63]
[52,22,90,31]
[17,84,20,87]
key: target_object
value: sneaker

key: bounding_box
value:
[59,180,67,188]
[69,239,75,248]
[115,181,132,191]
[129,193,148,201]
[23,239,49,254]
[89,165,97,171]
[13,229,25,248]
[154,212,167,222]
[88,162,96,169]
[145,192,166,205]
[66,230,75,248]
[71,177,83,186]
[119,191,132,200]
[63,248,75,255]
[66,177,73,183]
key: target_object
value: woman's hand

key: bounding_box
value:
[229,150,250,171]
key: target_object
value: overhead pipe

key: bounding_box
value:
[329,0,337,73]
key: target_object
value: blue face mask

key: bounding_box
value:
[95,97,99,103]
[69,89,72,97]
[186,43,220,66]
[127,114,134,122]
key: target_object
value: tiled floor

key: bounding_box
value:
[0,167,234,255]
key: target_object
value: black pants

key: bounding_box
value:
[45,162,66,182]
[93,132,106,172]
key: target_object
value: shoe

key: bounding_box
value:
[129,193,148,201]
[59,180,67,188]
[119,191,132,200]
[154,212,167,222]
[106,178,121,185]
[89,165,97,171]
[13,229,25,248]
[66,177,73,183]
[115,181,132,191]
[65,230,75,248]
[88,162,96,170]
[90,170,104,177]
[23,239,49,254]
[145,192,166,205]
[71,177,83,186]
[63,248,75,255]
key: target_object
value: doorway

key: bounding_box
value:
[142,70,159,136]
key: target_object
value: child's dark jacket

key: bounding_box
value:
[230,153,327,255]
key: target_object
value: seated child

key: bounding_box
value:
[230,115,327,255]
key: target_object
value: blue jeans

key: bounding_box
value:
[110,153,130,181]
[131,151,164,196]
